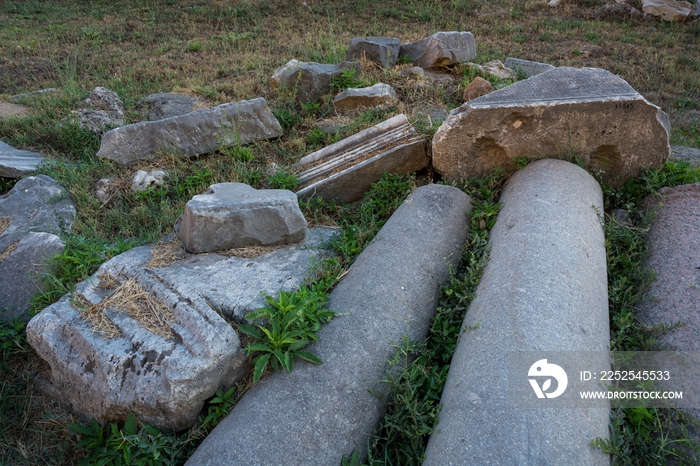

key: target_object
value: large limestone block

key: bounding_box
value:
[185,184,472,465]
[424,159,610,465]
[642,0,692,21]
[346,37,401,68]
[97,98,282,165]
[399,31,476,68]
[176,183,307,254]
[0,141,44,177]
[432,67,671,186]
[26,252,246,431]
[277,61,361,104]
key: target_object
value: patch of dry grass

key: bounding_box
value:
[0,241,18,264]
[0,217,11,236]
[147,237,189,268]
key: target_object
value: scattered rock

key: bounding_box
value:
[422,69,456,88]
[0,141,44,178]
[470,60,516,79]
[463,77,494,102]
[415,106,449,126]
[612,208,632,227]
[0,102,30,119]
[432,67,671,186]
[400,66,425,79]
[135,93,198,121]
[295,114,429,203]
[175,183,307,254]
[12,88,58,99]
[399,31,476,68]
[504,57,555,78]
[277,61,361,104]
[265,162,280,176]
[548,0,562,6]
[185,184,472,465]
[642,0,692,20]
[97,98,283,165]
[333,83,396,110]
[93,178,122,204]
[591,2,647,20]
[131,170,168,192]
[0,175,76,321]
[346,37,401,68]
[270,59,303,88]
[74,87,125,134]
[671,145,700,166]
[26,255,247,431]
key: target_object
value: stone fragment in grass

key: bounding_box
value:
[277,61,362,104]
[131,170,168,192]
[463,77,494,102]
[96,98,282,165]
[74,87,125,135]
[398,31,476,68]
[432,67,671,186]
[332,83,396,110]
[185,184,472,465]
[135,93,198,121]
[504,57,555,78]
[0,141,43,178]
[175,183,307,254]
[270,59,303,88]
[642,0,692,21]
[671,145,700,166]
[346,37,401,68]
[26,255,247,431]
[468,60,516,80]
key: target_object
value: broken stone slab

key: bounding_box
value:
[156,227,337,322]
[185,184,472,465]
[671,145,700,166]
[463,77,494,102]
[423,159,610,466]
[0,141,44,178]
[131,170,168,192]
[333,83,396,110]
[346,37,401,68]
[642,0,692,21]
[277,61,361,104]
[468,60,516,79]
[97,97,283,165]
[637,183,700,351]
[175,183,307,254]
[0,232,65,322]
[74,87,125,135]
[295,114,428,203]
[399,31,476,68]
[135,93,198,121]
[0,102,30,119]
[504,57,555,78]
[27,256,246,431]
[432,67,671,186]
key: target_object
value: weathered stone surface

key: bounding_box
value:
[131,170,168,192]
[277,61,361,104]
[185,184,472,465]
[0,141,44,177]
[93,178,121,204]
[400,66,425,79]
[0,232,65,321]
[97,98,283,165]
[424,159,610,466]
[74,87,125,134]
[26,252,247,431]
[333,83,396,110]
[432,67,671,186]
[463,77,494,102]
[346,37,401,68]
[399,31,476,68]
[504,57,555,78]
[176,183,307,253]
[270,59,303,88]
[470,60,516,79]
[135,93,197,121]
[0,102,30,119]
[637,183,700,351]
[642,0,692,21]
[12,88,57,99]
[671,145,700,166]
[156,227,337,322]
[295,114,428,203]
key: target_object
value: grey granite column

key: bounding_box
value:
[423,159,611,465]
[186,184,472,465]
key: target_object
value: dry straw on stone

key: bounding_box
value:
[0,240,19,264]
[147,238,189,268]
[74,275,179,339]
[0,216,11,235]
[220,243,286,259]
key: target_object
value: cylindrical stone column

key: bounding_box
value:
[186,184,472,465]
[423,159,610,465]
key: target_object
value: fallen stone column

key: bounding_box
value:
[423,159,610,465]
[185,184,472,465]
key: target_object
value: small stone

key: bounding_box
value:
[131,170,168,192]
[463,77,494,102]
[642,0,692,21]
[504,58,555,78]
[611,209,632,227]
[277,62,362,104]
[399,31,476,68]
[400,66,425,79]
[346,37,401,68]
[74,87,125,134]
[0,141,44,178]
[175,183,307,253]
[469,60,516,79]
[93,178,121,203]
[135,93,197,121]
[333,83,396,110]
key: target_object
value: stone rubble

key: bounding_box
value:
[463,77,494,102]
[74,87,125,134]
[346,37,401,68]
[130,170,168,193]
[642,0,692,21]
[276,61,361,104]
[332,83,396,110]
[399,31,476,68]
